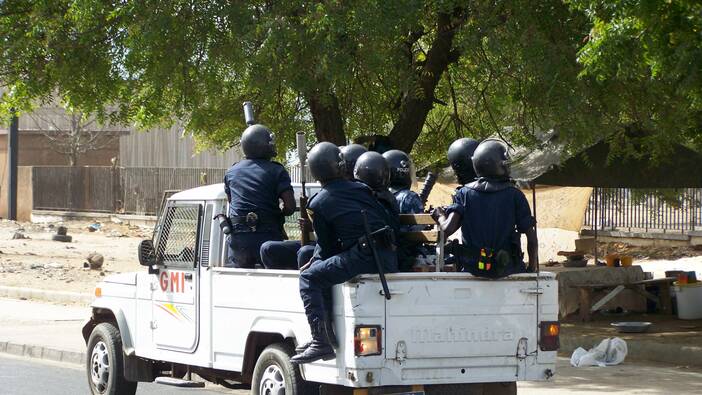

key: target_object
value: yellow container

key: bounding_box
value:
[620,255,633,267]
[605,254,619,267]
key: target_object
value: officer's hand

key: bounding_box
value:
[430,206,446,223]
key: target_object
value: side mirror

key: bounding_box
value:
[138,239,156,267]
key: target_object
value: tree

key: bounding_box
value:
[28,105,121,166]
[0,1,700,162]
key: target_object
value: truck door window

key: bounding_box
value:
[155,203,202,268]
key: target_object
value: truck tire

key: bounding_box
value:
[86,322,138,395]
[251,342,315,395]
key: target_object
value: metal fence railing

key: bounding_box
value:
[584,188,702,233]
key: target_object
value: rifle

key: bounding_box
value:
[243,101,255,125]
[361,210,391,300]
[296,132,311,245]
[418,171,438,207]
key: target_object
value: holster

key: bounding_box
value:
[355,226,396,252]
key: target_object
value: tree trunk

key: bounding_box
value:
[307,92,346,145]
[68,153,77,166]
[388,10,467,153]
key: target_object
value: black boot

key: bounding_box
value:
[296,315,337,353]
[290,320,336,364]
[295,311,339,354]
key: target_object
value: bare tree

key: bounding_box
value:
[28,107,122,166]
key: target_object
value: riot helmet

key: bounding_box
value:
[382,149,413,189]
[447,138,480,184]
[354,151,390,191]
[240,124,276,159]
[472,139,511,179]
[308,142,345,184]
[340,144,367,179]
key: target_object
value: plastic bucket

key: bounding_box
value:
[674,282,702,320]
[620,255,633,267]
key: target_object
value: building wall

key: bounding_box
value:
[119,125,240,168]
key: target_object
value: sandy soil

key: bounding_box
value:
[0,219,149,294]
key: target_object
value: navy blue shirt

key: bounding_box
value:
[393,188,424,214]
[223,159,293,218]
[447,185,535,253]
[307,179,392,261]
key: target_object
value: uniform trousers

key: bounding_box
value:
[299,245,397,324]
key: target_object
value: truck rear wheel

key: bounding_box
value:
[86,322,137,395]
[251,342,314,395]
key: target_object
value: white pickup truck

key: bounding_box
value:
[82,183,559,395]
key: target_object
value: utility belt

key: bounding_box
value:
[229,212,282,233]
[342,226,396,253]
[445,240,516,277]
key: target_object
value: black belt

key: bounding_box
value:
[230,212,281,232]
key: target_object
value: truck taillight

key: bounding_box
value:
[354,325,381,356]
[540,321,560,351]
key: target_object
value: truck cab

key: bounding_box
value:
[82,183,559,395]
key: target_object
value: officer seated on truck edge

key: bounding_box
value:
[259,143,368,270]
[433,139,538,278]
[291,142,398,365]
[223,124,296,269]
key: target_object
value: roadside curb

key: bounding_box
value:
[560,334,702,367]
[0,286,92,305]
[0,341,84,366]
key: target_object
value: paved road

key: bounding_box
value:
[3,353,702,395]
[0,354,247,395]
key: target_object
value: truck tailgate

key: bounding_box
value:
[379,273,540,360]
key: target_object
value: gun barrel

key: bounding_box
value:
[361,210,391,300]
[419,171,438,205]
[243,101,255,125]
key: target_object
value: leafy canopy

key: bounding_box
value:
[0,1,700,165]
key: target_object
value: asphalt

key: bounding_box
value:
[3,352,702,395]
[0,354,242,395]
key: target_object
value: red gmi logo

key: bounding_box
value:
[160,271,185,293]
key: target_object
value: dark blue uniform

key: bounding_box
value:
[393,188,424,231]
[300,179,398,324]
[447,180,535,276]
[260,240,317,270]
[224,159,292,268]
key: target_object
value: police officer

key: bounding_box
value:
[340,144,367,179]
[354,151,401,234]
[383,150,423,215]
[447,137,480,185]
[224,124,296,269]
[260,146,369,270]
[432,139,538,277]
[291,142,398,364]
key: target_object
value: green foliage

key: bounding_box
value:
[0,0,700,164]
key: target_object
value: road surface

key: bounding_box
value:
[2,353,701,394]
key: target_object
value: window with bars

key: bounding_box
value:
[155,203,202,267]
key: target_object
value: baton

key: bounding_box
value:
[361,210,391,300]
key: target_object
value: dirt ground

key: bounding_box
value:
[561,312,702,347]
[0,219,149,294]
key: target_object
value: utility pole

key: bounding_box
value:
[7,110,18,220]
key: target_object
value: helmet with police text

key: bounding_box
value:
[340,144,367,179]
[354,151,390,191]
[308,142,345,183]
[240,124,276,159]
[382,149,413,189]
[472,139,511,179]
[447,138,480,184]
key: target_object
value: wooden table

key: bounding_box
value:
[572,277,676,322]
